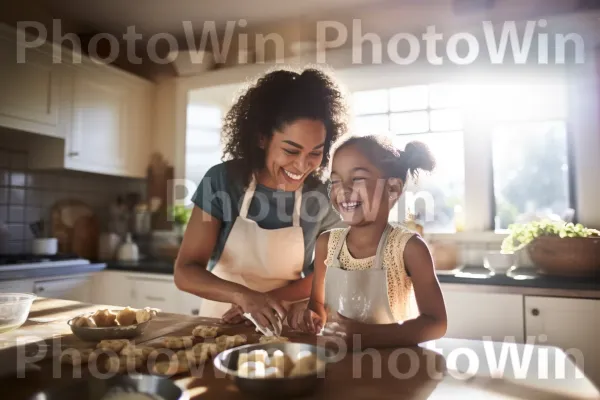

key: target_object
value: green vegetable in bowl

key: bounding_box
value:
[501,220,600,254]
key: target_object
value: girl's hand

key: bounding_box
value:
[287,303,325,334]
[236,290,286,334]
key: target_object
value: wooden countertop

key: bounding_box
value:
[2,298,600,400]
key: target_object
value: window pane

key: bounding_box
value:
[390,111,429,134]
[429,83,466,109]
[352,89,389,115]
[430,109,463,131]
[492,121,570,230]
[390,85,428,112]
[353,115,390,135]
[389,132,465,233]
[187,105,222,128]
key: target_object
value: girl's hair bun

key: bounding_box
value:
[403,141,436,179]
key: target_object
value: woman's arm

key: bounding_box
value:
[334,235,447,349]
[174,207,285,329]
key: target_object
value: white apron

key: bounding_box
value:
[198,175,305,318]
[323,224,396,324]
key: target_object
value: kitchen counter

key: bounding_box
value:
[438,266,600,298]
[103,258,174,274]
[3,298,600,400]
[0,262,106,282]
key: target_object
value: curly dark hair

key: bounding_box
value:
[221,66,349,188]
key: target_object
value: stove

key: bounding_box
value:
[0,253,90,271]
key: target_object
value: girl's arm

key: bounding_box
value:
[336,235,447,349]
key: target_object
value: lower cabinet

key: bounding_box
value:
[441,287,525,343]
[524,296,600,387]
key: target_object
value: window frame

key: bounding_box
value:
[351,84,575,234]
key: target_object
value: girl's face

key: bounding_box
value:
[262,119,326,191]
[330,145,399,226]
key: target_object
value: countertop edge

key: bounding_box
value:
[0,263,106,282]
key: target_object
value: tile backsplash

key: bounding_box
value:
[0,147,146,254]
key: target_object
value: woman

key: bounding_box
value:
[174,67,348,333]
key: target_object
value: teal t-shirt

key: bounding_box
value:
[191,160,342,276]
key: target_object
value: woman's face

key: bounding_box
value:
[261,119,327,191]
[329,145,396,226]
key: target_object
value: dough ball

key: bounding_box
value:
[215,335,247,352]
[135,307,158,324]
[238,361,266,378]
[268,350,294,376]
[264,366,285,378]
[258,336,289,344]
[160,336,194,350]
[289,353,325,377]
[96,339,130,353]
[91,309,118,327]
[60,348,95,365]
[237,349,268,368]
[105,355,143,373]
[192,325,222,338]
[116,307,137,326]
[120,345,154,360]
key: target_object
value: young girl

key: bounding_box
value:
[288,134,447,348]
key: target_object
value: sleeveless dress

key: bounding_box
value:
[323,223,419,323]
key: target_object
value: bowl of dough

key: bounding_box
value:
[213,342,330,398]
[67,307,159,341]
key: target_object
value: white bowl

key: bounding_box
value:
[484,251,515,274]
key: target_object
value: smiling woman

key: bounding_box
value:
[174,67,349,332]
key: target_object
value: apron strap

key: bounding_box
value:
[331,228,350,262]
[240,175,303,227]
[239,176,258,218]
[373,224,393,270]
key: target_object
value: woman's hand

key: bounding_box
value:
[221,305,248,325]
[235,290,286,333]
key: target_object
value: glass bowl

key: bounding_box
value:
[0,293,36,333]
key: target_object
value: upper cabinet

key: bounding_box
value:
[0,26,61,137]
[0,24,155,179]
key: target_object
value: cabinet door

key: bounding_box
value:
[125,84,152,177]
[0,32,60,135]
[442,288,525,342]
[91,271,134,307]
[178,290,203,316]
[525,296,600,386]
[33,275,92,302]
[130,276,179,313]
[67,69,128,175]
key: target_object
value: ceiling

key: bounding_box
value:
[37,0,393,36]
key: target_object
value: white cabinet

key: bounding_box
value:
[65,68,129,175]
[33,275,93,303]
[0,25,61,137]
[179,290,203,316]
[441,288,525,342]
[129,275,179,313]
[91,270,134,307]
[525,296,600,386]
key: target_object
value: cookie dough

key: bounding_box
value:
[116,307,137,326]
[60,348,96,365]
[238,349,268,367]
[289,353,325,377]
[191,325,222,339]
[96,339,130,353]
[105,355,143,373]
[215,335,247,352]
[189,343,218,363]
[151,354,191,376]
[120,344,154,360]
[268,350,294,376]
[258,336,289,344]
[160,336,194,350]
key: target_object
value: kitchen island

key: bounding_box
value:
[2,298,599,400]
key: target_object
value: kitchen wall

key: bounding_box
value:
[0,146,146,254]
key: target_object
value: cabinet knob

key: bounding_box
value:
[191,309,199,316]
[531,308,540,316]
[68,151,79,157]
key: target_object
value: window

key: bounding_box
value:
[488,83,570,230]
[352,85,466,233]
[185,104,223,186]
[351,80,571,233]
